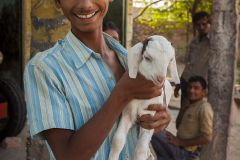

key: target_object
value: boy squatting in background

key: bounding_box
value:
[152,76,213,160]
[24,0,171,159]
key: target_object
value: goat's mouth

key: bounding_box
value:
[152,76,165,86]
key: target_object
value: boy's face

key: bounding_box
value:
[105,29,120,41]
[187,81,206,103]
[195,17,210,36]
[56,0,110,34]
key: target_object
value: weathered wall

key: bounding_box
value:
[23,0,31,65]
[24,0,70,64]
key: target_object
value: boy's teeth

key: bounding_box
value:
[77,12,95,19]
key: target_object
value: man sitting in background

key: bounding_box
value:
[152,76,214,160]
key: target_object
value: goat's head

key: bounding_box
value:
[128,35,180,85]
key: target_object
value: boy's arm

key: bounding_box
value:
[179,135,212,147]
[44,88,128,160]
[166,131,212,147]
[44,72,168,160]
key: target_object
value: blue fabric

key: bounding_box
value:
[24,31,138,160]
[151,131,200,160]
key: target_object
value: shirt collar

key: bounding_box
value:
[65,31,127,69]
[189,98,207,108]
[198,33,210,42]
[65,31,94,69]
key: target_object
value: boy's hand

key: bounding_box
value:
[137,105,171,133]
[166,131,182,146]
[115,72,163,102]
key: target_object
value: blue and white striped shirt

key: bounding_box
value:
[24,31,138,160]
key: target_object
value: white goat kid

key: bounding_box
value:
[109,35,180,160]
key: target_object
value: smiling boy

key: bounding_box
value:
[24,0,171,160]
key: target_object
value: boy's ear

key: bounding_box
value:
[55,0,61,8]
[203,88,208,97]
[54,0,63,13]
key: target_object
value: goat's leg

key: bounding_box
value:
[134,127,155,160]
[133,109,156,160]
[109,114,134,160]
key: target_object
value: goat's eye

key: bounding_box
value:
[144,56,152,62]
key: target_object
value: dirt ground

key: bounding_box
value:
[0,124,27,160]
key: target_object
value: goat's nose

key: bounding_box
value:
[157,76,165,83]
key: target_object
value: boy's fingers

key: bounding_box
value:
[138,114,154,123]
[154,125,167,134]
[138,108,170,123]
[147,104,166,111]
[140,121,163,130]
[139,116,170,130]
[138,111,166,122]
[152,111,168,121]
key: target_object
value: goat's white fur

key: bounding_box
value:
[109,35,180,160]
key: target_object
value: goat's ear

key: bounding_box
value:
[128,42,143,79]
[169,57,180,84]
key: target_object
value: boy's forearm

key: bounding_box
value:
[46,88,130,160]
[70,89,129,153]
[178,135,212,147]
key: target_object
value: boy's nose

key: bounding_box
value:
[200,24,205,30]
[76,0,93,9]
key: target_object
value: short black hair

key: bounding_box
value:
[193,11,210,24]
[103,21,120,35]
[188,76,207,89]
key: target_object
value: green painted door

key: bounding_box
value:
[0,0,22,83]
[105,0,127,46]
